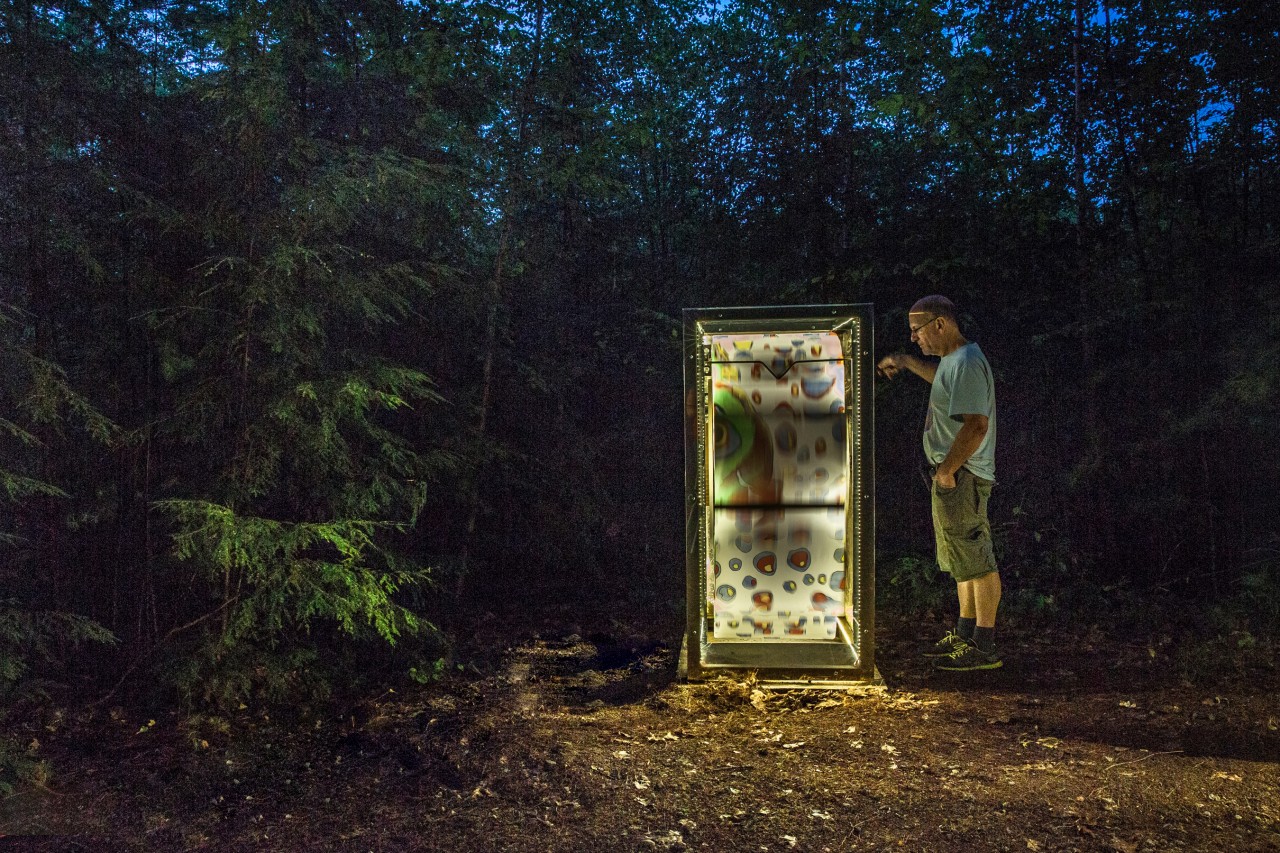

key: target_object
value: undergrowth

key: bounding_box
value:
[876,542,1280,688]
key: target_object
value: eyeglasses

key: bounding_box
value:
[908,316,939,336]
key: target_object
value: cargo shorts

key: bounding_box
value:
[930,466,998,582]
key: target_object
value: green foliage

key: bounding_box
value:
[1,0,1279,705]
[76,0,478,704]
[0,306,115,506]
[168,638,329,710]
[1173,614,1279,688]
[1234,537,1280,633]
[158,500,427,646]
[878,553,949,612]
[408,659,449,685]
[0,610,111,793]
[1238,567,1280,631]
[0,738,47,796]
[0,602,117,698]
[0,309,117,788]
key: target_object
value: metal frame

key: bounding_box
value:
[681,304,880,687]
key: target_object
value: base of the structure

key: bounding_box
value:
[678,622,884,690]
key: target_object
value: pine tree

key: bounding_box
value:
[120,0,477,704]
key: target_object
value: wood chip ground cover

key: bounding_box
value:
[2,614,1278,851]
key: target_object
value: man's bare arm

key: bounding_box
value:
[876,353,937,384]
[935,414,989,484]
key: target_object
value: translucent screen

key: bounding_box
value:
[708,332,849,640]
[710,333,846,506]
[709,507,848,639]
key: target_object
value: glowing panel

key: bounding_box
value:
[709,332,846,507]
[710,507,849,639]
[683,304,877,686]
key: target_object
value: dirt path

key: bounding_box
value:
[3,615,1278,851]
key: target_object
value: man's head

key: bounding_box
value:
[907,295,963,356]
[909,295,958,323]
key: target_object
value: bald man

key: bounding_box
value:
[878,296,1002,671]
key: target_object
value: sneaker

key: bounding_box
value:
[922,631,968,658]
[933,642,1002,671]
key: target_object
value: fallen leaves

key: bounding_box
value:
[641,829,684,849]
[28,626,1280,853]
[883,693,941,711]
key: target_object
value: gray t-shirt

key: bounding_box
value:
[923,342,996,482]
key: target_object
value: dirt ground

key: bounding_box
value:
[2,608,1278,852]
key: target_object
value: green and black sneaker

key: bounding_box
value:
[933,642,1002,671]
[922,631,969,658]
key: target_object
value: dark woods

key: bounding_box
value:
[1,0,1277,710]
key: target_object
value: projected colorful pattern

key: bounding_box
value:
[710,333,847,506]
[708,332,849,640]
[710,508,848,639]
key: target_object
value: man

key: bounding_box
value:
[877,295,1002,671]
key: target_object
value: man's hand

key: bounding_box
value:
[877,352,936,383]
[933,469,957,490]
[876,353,906,379]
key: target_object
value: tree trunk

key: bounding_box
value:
[456,0,546,596]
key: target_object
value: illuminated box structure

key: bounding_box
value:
[681,305,880,687]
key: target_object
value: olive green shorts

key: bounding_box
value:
[931,467,998,582]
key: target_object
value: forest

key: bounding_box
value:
[1,0,1278,849]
